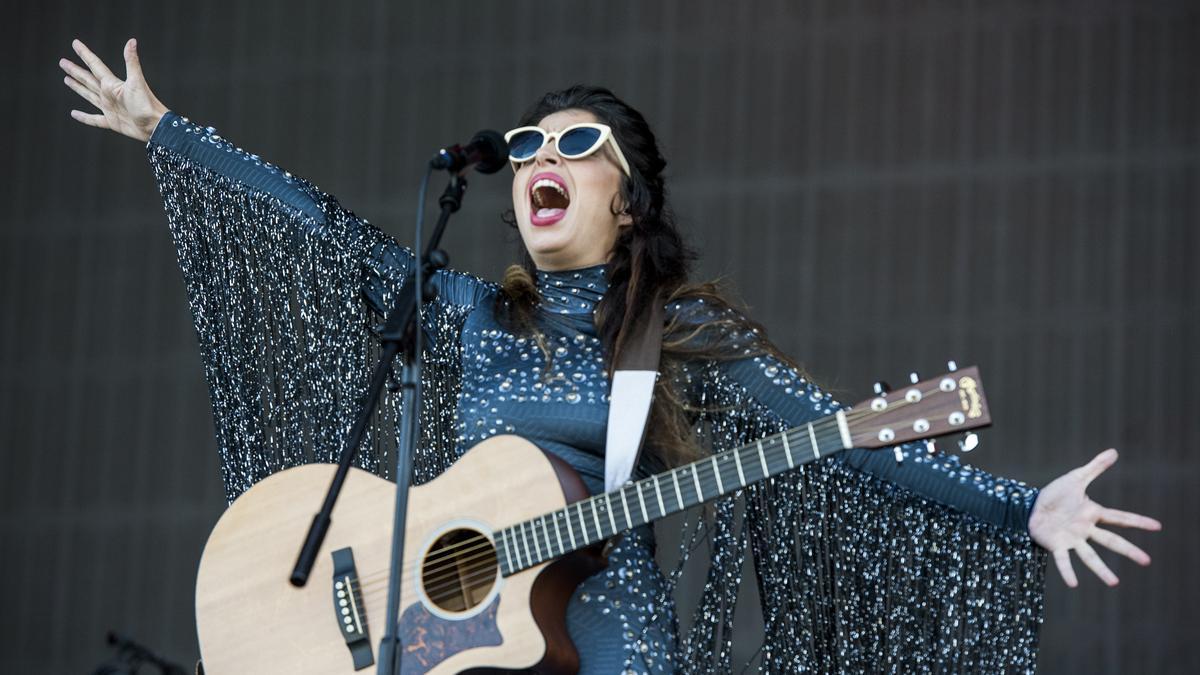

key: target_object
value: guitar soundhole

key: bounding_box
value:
[421,528,499,613]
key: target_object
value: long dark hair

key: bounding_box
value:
[498,85,796,468]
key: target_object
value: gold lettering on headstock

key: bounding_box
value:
[958,376,983,419]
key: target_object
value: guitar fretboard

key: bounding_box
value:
[494,412,851,576]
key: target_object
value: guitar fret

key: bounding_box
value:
[652,476,666,516]
[519,523,533,566]
[807,422,820,459]
[835,410,852,449]
[552,512,564,554]
[540,517,554,557]
[618,488,633,529]
[711,456,724,494]
[782,432,795,468]
[757,439,769,477]
[733,447,747,486]
[603,494,618,534]
[564,508,577,549]
[635,482,650,522]
[529,520,540,559]
[692,466,704,501]
[576,502,590,543]
[671,470,684,510]
[502,528,515,573]
[529,521,544,562]
[590,499,603,539]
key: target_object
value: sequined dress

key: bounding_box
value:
[148,112,1048,673]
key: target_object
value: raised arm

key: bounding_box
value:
[59,38,487,499]
[62,39,404,292]
[60,38,491,316]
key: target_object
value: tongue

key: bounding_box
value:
[537,208,565,218]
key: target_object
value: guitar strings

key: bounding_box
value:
[359,418,878,603]
[353,422,841,592]
[358,423,855,599]
[371,399,891,580]
[364,427,854,595]
[354,391,937,597]
[360,425,849,598]
[353,389,942,597]
[357,393,936,599]
[357,424,857,604]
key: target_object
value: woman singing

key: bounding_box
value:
[61,38,1160,673]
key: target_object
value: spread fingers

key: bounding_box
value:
[1091,527,1151,566]
[1100,507,1162,531]
[1076,542,1119,587]
[1052,548,1078,588]
[59,58,99,91]
[63,75,100,108]
[70,110,110,129]
[71,39,116,82]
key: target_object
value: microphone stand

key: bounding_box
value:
[288,167,468,675]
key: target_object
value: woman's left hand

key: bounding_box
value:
[1028,448,1162,587]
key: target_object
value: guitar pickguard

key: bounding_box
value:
[397,596,503,674]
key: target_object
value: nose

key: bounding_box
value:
[533,137,561,167]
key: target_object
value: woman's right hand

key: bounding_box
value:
[60,38,168,143]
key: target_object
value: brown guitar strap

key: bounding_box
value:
[603,294,665,493]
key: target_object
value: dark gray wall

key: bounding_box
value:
[2,0,1195,672]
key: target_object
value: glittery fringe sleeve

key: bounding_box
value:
[146,112,471,501]
[745,459,1046,672]
[668,296,1039,532]
[670,369,1047,673]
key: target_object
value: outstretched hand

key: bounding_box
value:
[1028,448,1161,587]
[59,38,167,142]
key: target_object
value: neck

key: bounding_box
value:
[530,245,615,273]
[532,256,609,273]
[534,264,608,317]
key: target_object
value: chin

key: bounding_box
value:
[521,218,575,253]
[526,241,573,266]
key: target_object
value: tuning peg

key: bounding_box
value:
[893,446,905,464]
[909,372,920,384]
[958,432,979,453]
[925,439,937,454]
[873,381,891,396]
[947,360,958,372]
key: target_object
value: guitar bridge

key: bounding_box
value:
[331,547,373,670]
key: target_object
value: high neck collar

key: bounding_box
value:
[536,264,608,316]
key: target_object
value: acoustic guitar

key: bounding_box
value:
[194,367,991,673]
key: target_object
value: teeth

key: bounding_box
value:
[531,177,569,209]
[531,178,567,197]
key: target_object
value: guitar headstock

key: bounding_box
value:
[847,366,991,449]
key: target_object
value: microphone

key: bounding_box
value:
[430,129,508,174]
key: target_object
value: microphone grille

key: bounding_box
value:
[471,129,508,174]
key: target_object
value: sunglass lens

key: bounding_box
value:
[558,127,603,157]
[508,130,544,160]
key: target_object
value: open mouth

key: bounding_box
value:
[529,174,570,226]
